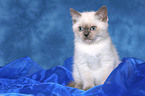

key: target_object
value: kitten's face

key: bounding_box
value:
[70,6,109,44]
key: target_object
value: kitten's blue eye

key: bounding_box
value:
[78,26,83,31]
[90,26,96,31]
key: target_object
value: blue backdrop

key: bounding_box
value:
[0,0,145,69]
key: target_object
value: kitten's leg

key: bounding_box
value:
[78,64,95,90]
[101,68,113,84]
[95,59,115,85]
[73,64,83,89]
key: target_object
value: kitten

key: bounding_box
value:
[70,6,120,90]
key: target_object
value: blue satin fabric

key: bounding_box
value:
[0,57,145,96]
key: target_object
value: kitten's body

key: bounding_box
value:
[70,6,120,90]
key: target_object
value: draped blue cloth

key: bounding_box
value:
[0,57,145,96]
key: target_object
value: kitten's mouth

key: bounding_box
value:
[83,37,93,43]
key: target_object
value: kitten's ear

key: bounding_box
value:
[70,8,81,24]
[95,6,108,22]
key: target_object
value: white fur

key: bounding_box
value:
[72,11,120,90]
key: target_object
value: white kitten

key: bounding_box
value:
[70,6,120,90]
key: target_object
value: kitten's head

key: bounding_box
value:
[70,6,109,44]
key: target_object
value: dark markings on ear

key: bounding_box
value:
[70,8,81,24]
[95,6,108,22]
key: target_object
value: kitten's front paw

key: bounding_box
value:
[83,85,94,91]
[67,81,76,87]
[74,83,83,89]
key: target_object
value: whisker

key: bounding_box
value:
[67,38,79,51]
[66,38,79,56]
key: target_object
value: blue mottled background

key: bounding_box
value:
[0,0,145,69]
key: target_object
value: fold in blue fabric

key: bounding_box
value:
[0,57,145,96]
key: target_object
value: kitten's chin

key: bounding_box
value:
[83,39,94,44]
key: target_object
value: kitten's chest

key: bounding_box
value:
[86,55,101,69]
[75,43,105,69]
[75,42,105,56]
